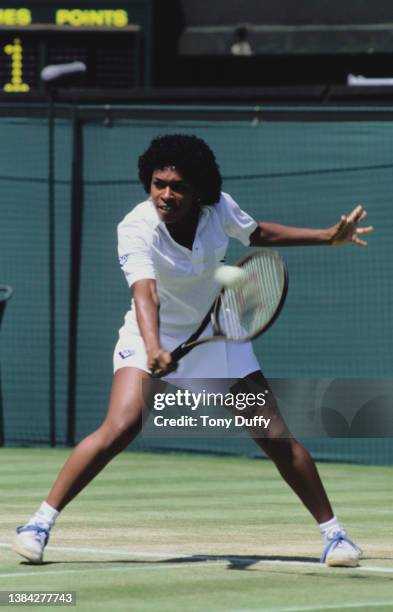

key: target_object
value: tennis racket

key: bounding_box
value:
[151,248,288,377]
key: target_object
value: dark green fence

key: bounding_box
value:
[1,105,392,463]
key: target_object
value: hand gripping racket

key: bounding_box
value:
[152,248,288,377]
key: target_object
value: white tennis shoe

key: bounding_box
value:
[13,523,50,564]
[321,530,362,567]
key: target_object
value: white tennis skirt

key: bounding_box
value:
[113,322,260,380]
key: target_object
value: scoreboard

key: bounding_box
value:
[0,1,152,92]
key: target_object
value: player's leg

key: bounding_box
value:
[46,367,152,510]
[13,367,152,563]
[232,371,333,521]
[231,371,362,566]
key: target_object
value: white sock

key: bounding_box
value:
[28,501,59,529]
[319,516,344,543]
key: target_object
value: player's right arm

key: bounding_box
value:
[132,279,173,374]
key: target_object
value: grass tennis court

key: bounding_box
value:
[0,449,392,611]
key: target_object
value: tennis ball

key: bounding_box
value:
[214,265,246,288]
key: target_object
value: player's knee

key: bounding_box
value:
[99,416,141,452]
[260,437,296,461]
[263,437,310,466]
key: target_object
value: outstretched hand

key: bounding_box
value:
[329,205,374,247]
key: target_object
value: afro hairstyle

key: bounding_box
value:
[138,134,222,206]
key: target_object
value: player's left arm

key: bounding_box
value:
[249,204,374,248]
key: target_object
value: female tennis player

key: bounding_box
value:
[14,134,373,567]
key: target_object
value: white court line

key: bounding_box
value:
[0,542,179,559]
[0,563,209,579]
[1,542,392,576]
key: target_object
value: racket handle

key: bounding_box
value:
[150,362,178,379]
[150,368,163,378]
[150,343,189,378]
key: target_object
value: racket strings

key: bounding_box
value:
[217,253,285,340]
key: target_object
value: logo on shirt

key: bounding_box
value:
[119,254,129,267]
[119,349,135,359]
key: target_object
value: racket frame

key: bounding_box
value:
[155,249,288,373]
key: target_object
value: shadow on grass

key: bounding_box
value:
[21,554,319,570]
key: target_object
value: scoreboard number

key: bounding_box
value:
[3,37,30,92]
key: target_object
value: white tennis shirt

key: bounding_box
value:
[117,192,257,340]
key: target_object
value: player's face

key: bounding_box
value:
[150,167,197,224]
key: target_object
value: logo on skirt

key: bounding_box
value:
[119,349,135,359]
